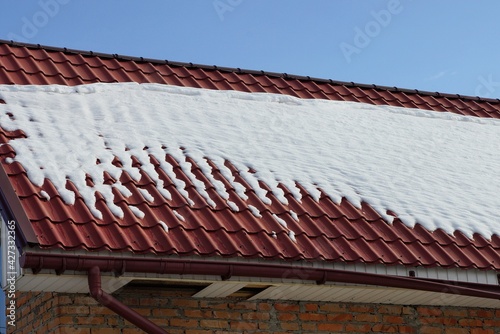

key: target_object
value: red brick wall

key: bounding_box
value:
[7,287,500,334]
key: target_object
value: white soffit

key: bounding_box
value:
[15,273,131,294]
[248,284,500,309]
[14,270,500,308]
[192,282,248,298]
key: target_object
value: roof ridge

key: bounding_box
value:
[2,39,498,104]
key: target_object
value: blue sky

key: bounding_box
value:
[0,1,499,331]
[1,0,500,98]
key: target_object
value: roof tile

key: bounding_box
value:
[1,41,499,270]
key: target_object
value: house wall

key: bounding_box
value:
[7,286,500,334]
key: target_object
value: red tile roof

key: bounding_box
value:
[1,40,499,270]
[1,41,500,117]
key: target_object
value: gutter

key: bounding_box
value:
[88,266,167,334]
[21,252,500,301]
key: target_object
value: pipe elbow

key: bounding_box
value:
[88,266,103,299]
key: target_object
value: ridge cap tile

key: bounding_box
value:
[2,39,500,103]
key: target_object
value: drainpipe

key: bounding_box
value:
[88,266,167,334]
[21,252,500,300]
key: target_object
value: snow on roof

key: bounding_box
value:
[0,83,499,239]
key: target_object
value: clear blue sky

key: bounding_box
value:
[0,1,499,331]
[1,1,500,98]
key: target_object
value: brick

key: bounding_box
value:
[184,309,212,318]
[73,295,96,305]
[151,308,179,317]
[172,299,199,308]
[445,329,469,334]
[200,319,228,329]
[327,313,353,322]
[132,308,151,317]
[139,298,160,306]
[304,303,318,312]
[383,315,404,324]
[398,326,416,333]
[471,330,495,334]
[371,324,398,332]
[37,324,50,334]
[484,319,500,327]
[76,316,105,325]
[320,304,347,313]
[46,318,60,329]
[65,305,90,315]
[42,292,55,302]
[418,307,443,316]
[200,301,228,309]
[280,322,300,331]
[258,322,270,330]
[318,323,344,331]
[355,313,381,322]
[420,327,442,334]
[242,312,270,321]
[458,318,483,327]
[122,329,146,334]
[56,295,73,305]
[212,311,241,320]
[402,307,414,315]
[469,309,494,318]
[278,313,297,321]
[58,316,76,325]
[106,317,121,326]
[16,289,500,334]
[230,301,257,310]
[120,297,140,305]
[41,311,52,324]
[274,303,300,312]
[150,318,169,327]
[345,324,372,333]
[185,331,213,334]
[299,313,326,321]
[443,309,467,317]
[349,305,375,313]
[378,305,402,315]
[258,303,272,311]
[166,330,185,334]
[420,317,457,325]
[230,322,257,330]
[89,328,120,334]
[170,319,198,328]
[90,306,121,316]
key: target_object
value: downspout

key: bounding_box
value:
[88,266,167,334]
[21,252,500,300]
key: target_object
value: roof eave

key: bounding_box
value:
[20,251,500,301]
[0,163,37,245]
